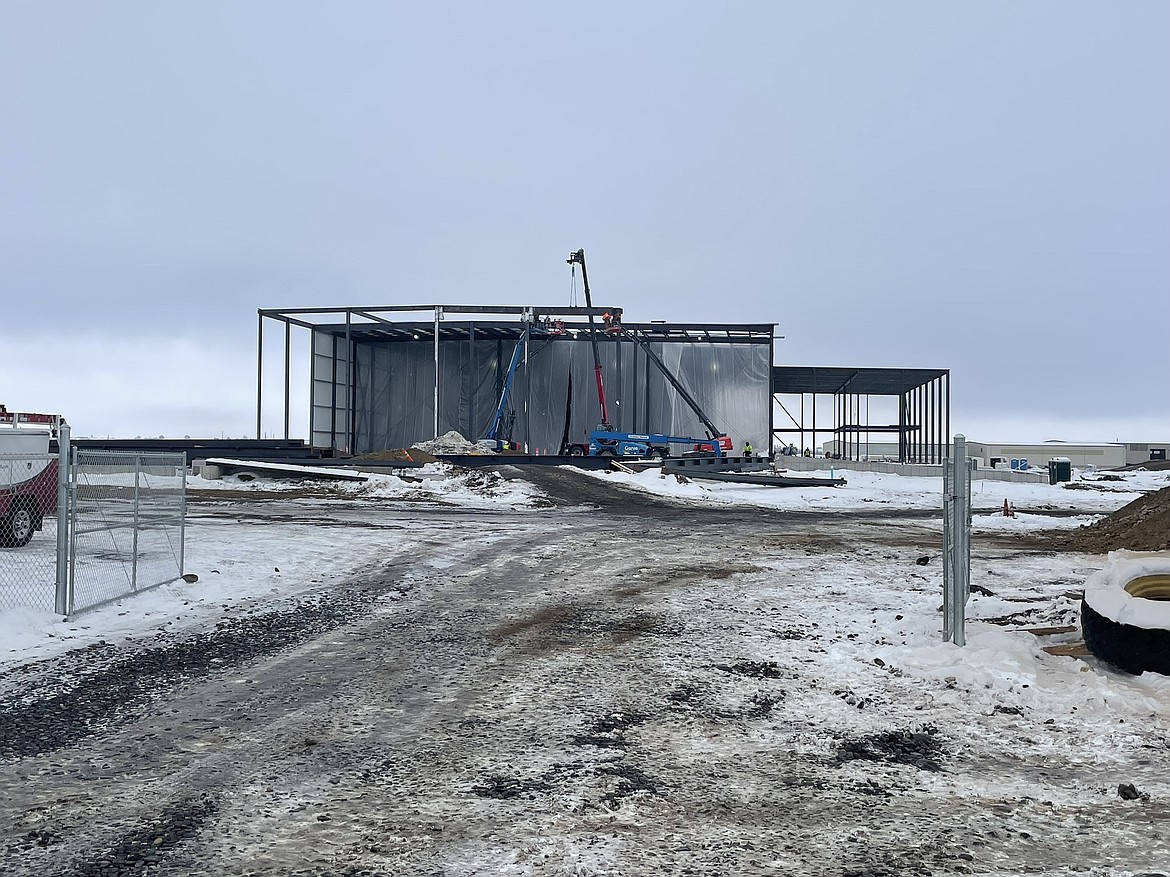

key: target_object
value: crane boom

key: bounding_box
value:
[622,328,724,441]
[567,249,611,430]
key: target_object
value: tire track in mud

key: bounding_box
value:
[0,526,609,875]
[5,491,1163,875]
[0,583,398,761]
[514,465,946,525]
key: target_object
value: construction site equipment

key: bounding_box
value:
[588,429,724,459]
[479,339,526,452]
[567,249,612,432]
[620,328,731,451]
[564,250,733,460]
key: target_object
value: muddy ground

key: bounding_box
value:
[2,468,1168,876]
[1055,485,1170,554]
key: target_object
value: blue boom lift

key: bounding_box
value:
[479,339,526,452]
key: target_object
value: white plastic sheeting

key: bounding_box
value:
[319,333,771,454]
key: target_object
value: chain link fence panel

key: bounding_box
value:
[69,451,186,615]
[0,453,61,612]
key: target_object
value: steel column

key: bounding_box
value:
[944,373,951,458]
[469,323,477,439]
[283,320,291,441]
[433,307,441,439]
[811,391,817,458]
[345,311,353,453]
[524,322,531,451]
[898,393,907,462]
[255,312,263,439]
[768,333,775,456]
[330,334,338,450]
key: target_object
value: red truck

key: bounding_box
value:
[0,409,62,548]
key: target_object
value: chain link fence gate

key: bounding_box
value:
[69,450,187,614]
[0,448,63,613]
[0,425,187,617]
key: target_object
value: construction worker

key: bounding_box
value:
[742,439,754,458]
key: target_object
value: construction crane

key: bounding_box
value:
[563,250,732,459]
[567,249,612,432]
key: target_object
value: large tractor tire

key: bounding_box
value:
[1081,552,1170,676]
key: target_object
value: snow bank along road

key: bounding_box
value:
[2,467,1168,876]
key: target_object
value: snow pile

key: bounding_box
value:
[411,431,485,455]
[1078,468,1170,493]
[584,466,1144,515]
[344,464,540,507]
[192,474,309,491]
[972,512,1101,532]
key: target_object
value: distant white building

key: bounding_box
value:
[819,437,1166,470]
[962,441,1125,470]
[1122,442,1169,466]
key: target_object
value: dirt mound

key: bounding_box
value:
[1058,485,1170,553]
[353,448,438,464]
[1114,460,1170,472]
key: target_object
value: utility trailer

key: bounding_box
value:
[0,409,61,548]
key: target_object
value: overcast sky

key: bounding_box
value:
[2,2,1166,443]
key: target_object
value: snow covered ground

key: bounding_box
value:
[4,463,1163,669]
[3,463,1170,873]
[1,463,543,666]
[585,463,1170,515]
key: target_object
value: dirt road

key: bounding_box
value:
[2,469,1167,876]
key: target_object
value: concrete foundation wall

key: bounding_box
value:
[773,456,1050,483]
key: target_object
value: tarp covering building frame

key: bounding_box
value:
[257,305,775,456]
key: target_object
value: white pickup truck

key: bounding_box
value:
[0,410,62,547]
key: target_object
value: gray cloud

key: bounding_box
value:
[2,2,1166,439]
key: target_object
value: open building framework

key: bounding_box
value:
[772,366,950,463]
[256,304,775,455]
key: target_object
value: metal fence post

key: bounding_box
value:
[942,450,953,642]
[68,446,78,615]
[131,453,140,591]
[943,433,971,646]
[179,452,187,577]
[53,425,71,615]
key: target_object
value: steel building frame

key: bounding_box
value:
[772,366,950,463]
[256,304,775,453]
